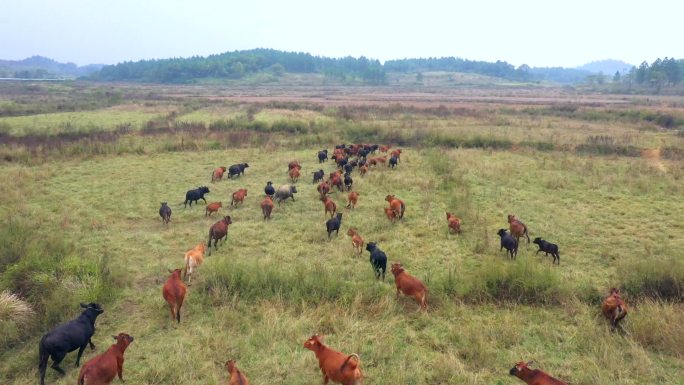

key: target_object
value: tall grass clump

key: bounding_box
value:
[628,300,684,357]
[0,290,35,345]
[618,257,684,301]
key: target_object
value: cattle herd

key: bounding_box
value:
[37,143,629,385]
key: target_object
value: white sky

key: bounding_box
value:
[0,0,681,67]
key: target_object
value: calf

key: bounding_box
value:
[228,163,249,178]
[207,215,233,254]
[162,268,187,323]
[76,333,134,385]
[509,361,568,385]
[183,243,207,285]
[385,195,405,219]
[261,196,274,220]
[391,263,428,310]
[38,303,104,385]
[343,172,353,191]
[497,229,518,260]
[384,207,398,224]
[346,228,364,255]
[326,213,343,239]
[274,184,297,205]
[211,166,227,182]
[508,214,530,243]
[184,186,210,208]
[312,169,325,184]
[446,212,461,234]
[346,191,359,209]
[321,196,337,218]
[303,335,363,385]
[366,242,387,280]
[533,237,560,265]
[231,189,248,207]
[602,288,628,331]
[318,149,328,163]
[225,359,250,385]
[289,167,300,183]
[159,202,172,224]
[264,181,275,198]
[205,201,223,216]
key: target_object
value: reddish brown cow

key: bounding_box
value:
[601,288,628,330]
[367,159,377,167]
[446,212,462,234]
[391,263,427,310]
[346,228,364,255]
[390,149,402,161]
[212,167,227,182]
[374,156,387,165]
[289,167,300,183]
[207,215,233,254]
[509,361,568,385]
[317,181,331,198]
[261,196,274,220]
[231,189,248,207]
[508,214,530,243]
[225,359,250,385]
[385,195,405,219]
[288,161,302,171]
[303,335,363,385]
[205,202,223,216]
[379,145,392,153]
[330,174,344,192]
[383,207,398,224]
[321,196,337,218]
[76,333,134,385]
[346,191,359,209]
[162,269,186,323]
[359,165,368,176]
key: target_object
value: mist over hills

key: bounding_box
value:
[0,56,103,78]
[576,59,634,74]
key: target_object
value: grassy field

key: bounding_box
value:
[0,82,683,385]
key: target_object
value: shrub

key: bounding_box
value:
[618,257,684,301]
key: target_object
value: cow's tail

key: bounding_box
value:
[523,224,530,243]
[183,254,189,279]
[400,202,405,219]
[207,228,213,253]
[340,353,360,372]
[38,335,49,381]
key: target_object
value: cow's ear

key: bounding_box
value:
[80,303,88,308]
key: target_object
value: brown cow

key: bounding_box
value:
[303,335,363,385]
[446,212,462,234]
[379,145,392,153]
[261,196,274,220]
[205,202,223,216]
[288,161,302,171]
[212,167,227,182]
[508,214,530,243]
[390,263,427,310]
[183,243,206,285]
[162,269,186,323]
[207,215,233,254]
[289,167,300,183]
[231,189,248,207]
[390,149,402,161]
[225,359,250,385]
[509,361,568,385]
[321,196,337,218]
[383,207,398,224]
[374,156,387,165]
[346,228,364,255]
[385,195,405,219]
[601,288,628,331]
[346,191,359,209]
[317,181,331,198]
[76,333,134,385]
[329,174,344,192]
[359,165,368,176]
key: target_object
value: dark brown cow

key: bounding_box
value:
[207,216,233,254]
[162,269,186,323]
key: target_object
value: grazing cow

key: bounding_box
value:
[228,163,249,178]
[508,214,530,243]
[446,212,461,234]
[391,263,428,310]
[321,196,337,218]
[264,181,275,198]
[602,288,628,331]
[383,207,398,224]
[205,202,223,216]
[366,242,387,280]
[261,196,274,220]
[359,165,368,176]
[303,335,363,385]
[346,191,359,209]
[231,189,248,207]
[207,216,233,254]
[38,303,104,385]
[288,161,302,171]
[289,167,301,183]
[183,243,207,285]
[76,333,134,385]
[159,202,172,224]
[533,237,560,265]
[385,195,405,219]
[162,269,186,323]
[509,361,568,385]
[184,186,210,208]
[274,184,297,205]
[225,359,250,385]
[326,213,343,239]
[343,172,353,191]
[497,229,518,260]
[211,166,227,182]
[318,150,329,163]
[312,169,325,184]
[388,156,398,169]
[346,228,364,255]
[317,181,331,198]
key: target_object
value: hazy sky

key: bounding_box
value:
[1,0,681,67]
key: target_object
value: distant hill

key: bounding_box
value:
[576,59,634,75]
[0,56,104,79]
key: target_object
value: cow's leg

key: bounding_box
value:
[75,343,87,366]
[50,351,67,374]
[88,338,96,350]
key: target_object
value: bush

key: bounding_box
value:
[618,257,684,301]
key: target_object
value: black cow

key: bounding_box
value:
[38,303,104,385]
[318,150,328,163]
[336,157,348,169]
[159,202,172,224]
[388,156,398,169]
[366,242,387,280]
[343,163,354,174]
[497,229,518,260]
[343,172,353,191]
[264,181,275,198]
[228,163,249,178]
[358,149,369,159]
[312,170,325,184]
[184,186,210,208]
[533,237,560,265]
[325,213,343,239]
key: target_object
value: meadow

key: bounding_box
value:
[0,81,683,385]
